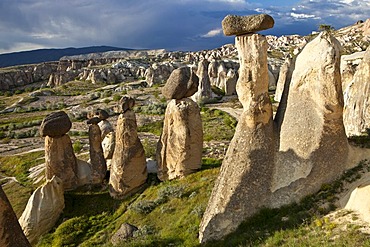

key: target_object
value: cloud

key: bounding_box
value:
[201,28,223,38]
[290,13,319,19]
[0,0,369,53]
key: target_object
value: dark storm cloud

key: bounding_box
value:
[0,0,369,53]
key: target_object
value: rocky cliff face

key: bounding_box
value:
[0,62,58,90]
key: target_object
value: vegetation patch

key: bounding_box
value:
[0,150,44,185]
[201,108,237,141]
[138,121,163,136]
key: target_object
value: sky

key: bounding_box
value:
[0,0,369,54]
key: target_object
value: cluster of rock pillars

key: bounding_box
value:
[1,13,370,246]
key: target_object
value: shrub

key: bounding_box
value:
[73,140,83,153]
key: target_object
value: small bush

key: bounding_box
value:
[73,140,83,153]
[129,200,158,214]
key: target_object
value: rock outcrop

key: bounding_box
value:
[109,97,147,199]
[0,62,58,91]
[200,14,275,242]
[87,117,107,184]
[343,46,370,136]
[96,109,115,164]
[157,67,203,181]
[191,60,212,103]
[19,176,64,245]
[0,186,31,247]
[42,111,78,190]
[271,32,349,205]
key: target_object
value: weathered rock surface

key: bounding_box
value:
[111,223,138,245]
[271,32,349,205]
[222,14,274,36]
[45,134,78,190]
[88,117,107,184]
[19,176,64,245]
[109,108,147,198]
[40,111,72,137]
[340,51,365,92]
[0,186,31,247]
[0,62,58,91]
[274,57,295,103]
[199,33,274,243]
[191,60,212,103]
[343,46,370,136]
[162,67,199,100]
[99,120,115,161]
[157,98,203,181]
[224,69,237,95]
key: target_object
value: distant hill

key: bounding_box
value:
[0,46,132,68]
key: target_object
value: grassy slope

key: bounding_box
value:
[34,159,370,247]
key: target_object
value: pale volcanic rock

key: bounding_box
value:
[271,32,349,205]
[19,176,64,245]
[162,67,199,100]
[44,134,78,190]
[157,98,203,181]
[343,46,370,136]
[224,69,237,95]
[199,33,274,243]
[222,14,274,36]
[274,57,295,103]
[0,186,31,247]
[191,59,212,103]
[40,111,72,137]
[109,107,147,199]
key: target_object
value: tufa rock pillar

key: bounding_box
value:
[199,14,275,243]
[157,67,203,181]
[40,111,78,190]
[0,186,31,247]
[87,116,107,184]
[109,97,147,199]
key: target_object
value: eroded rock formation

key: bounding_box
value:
[157,67,203,181]
[343,46,370,136]
[191,59,212,103]
[199,14,275,243]
[0,186,31,247]
[271,32,349,205]
[109,97,147,198]
[41,111,78,190]
[87,117,107,184]
[19,176,64,245]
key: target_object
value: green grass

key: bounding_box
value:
[0,150,44,184]
[138,121,163,136]
[201,108,237,141]
[34,159,370,247]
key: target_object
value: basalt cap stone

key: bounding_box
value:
[119,96,135,113]
[95,108,109,120]
[40,111,72,137]
[87,116,101,125]
[162,67,199,100]
[222,14,274,36]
